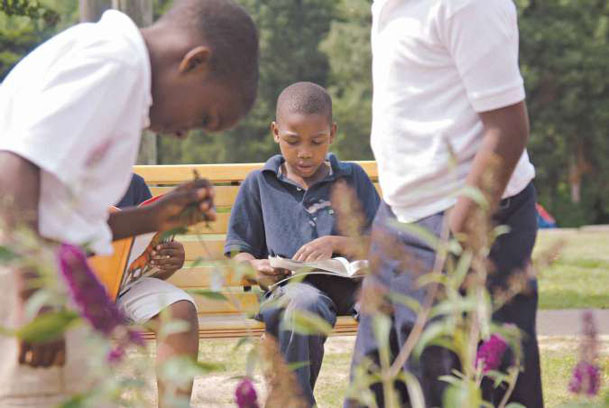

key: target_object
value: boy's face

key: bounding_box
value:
[272,111,336,180]
[148,79,243,138]
[147,47,244,138]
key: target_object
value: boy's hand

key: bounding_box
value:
[151,179,216,232]
[293,236,335,262]
[18,306,66,368]
[150,241,185,278]
[249,259,290,289]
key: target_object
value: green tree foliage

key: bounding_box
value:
[0,0,77,80]
[2,0,609,225]
[319,0,373,160]
[158,0,337,165]
[518,0,609,225]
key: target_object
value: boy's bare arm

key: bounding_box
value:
[449,101,530,237]
[108,180,216,241]
[0,152,66,368]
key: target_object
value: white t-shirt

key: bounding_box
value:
[370,0,535,223]
[0,10,152,255]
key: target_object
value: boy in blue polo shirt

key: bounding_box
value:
[225,82,380,407]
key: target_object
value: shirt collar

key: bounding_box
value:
[262,153,352,180]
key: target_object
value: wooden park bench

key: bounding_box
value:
[133,161,378,340]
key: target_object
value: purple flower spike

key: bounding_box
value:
[569,361,601,396]
[57,243,143,362]
[476,334,509,373]
[235,377,259,408]
[57,244,124,335]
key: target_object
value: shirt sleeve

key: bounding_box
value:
[441,0,525,112]
[224,173,267,259]
[0,57,140,190]
[352,164,381,233]
[133,174,153,205]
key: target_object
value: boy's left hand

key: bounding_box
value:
[150,241,185,277]
[293,236,335,262]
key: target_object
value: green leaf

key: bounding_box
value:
[385,292,422,314]
[505,403,527,408]
[442,381,483,408]
[159,320,191,339]
[287,361,310,372]
[401,371,426,408]
[187,289,228,301]
[16,310,80,343]
[388,220,440,251]
[160,227,188,241]
[56,394,87,408]
[0,245,19,263]
[282,310,333,336]
[413,320,454,359]
[459,186,489,211]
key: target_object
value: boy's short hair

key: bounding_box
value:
[162,0,259,115]
[276,82,332,123]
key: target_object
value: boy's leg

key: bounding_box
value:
[259,282,338,407]
[347,203,448,408]
[486,183,543,408]
[0,268,97,408]
[117,277,199,408]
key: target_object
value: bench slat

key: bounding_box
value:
[192,291,260,315]
[182,239,225,261]
[149,185,240,208]
[167,265,250,288]
[135,161,378,184]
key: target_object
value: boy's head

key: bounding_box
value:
[143,0,259,137]
[272,82,336,180]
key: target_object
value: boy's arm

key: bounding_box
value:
[0,152,66,368]
[108,179,215,241]
[449,102,530,237]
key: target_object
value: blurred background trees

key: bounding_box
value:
[1,0,608,226]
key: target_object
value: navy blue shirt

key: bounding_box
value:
[225,154,381,259]
[116,173,152,208]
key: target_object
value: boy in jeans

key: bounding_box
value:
[225,82,380,407]
[0,0,258,406]
[348,0,543,407]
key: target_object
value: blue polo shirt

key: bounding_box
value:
[225,154,381,259]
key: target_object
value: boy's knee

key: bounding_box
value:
[168,300,199,330]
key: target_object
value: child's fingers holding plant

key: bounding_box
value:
[152,178,217,231]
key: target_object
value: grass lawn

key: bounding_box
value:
[134,336,609,407]
[535,229,609,310]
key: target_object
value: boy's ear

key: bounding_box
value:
[271,121,281,143]
[178,46,212,75]
[329,122,337,144]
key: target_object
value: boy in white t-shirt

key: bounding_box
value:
[0,0,258,407]
[348,0,543,407]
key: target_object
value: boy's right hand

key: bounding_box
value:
[248,259,290,289]
[17,306,66,368]
[151,178,216,232]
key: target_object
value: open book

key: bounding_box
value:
[89,195,176,300]
[268,256,369,286]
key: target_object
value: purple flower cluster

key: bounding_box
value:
[235,377,259,408]
[57,243,143,362]
[569,311,602,396]
[569,361,601,396]
[476,333,509,373]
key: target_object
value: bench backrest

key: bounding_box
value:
[133,161,379,316]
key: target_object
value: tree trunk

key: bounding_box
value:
[79,0,112,22]
[112,0,156,164]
